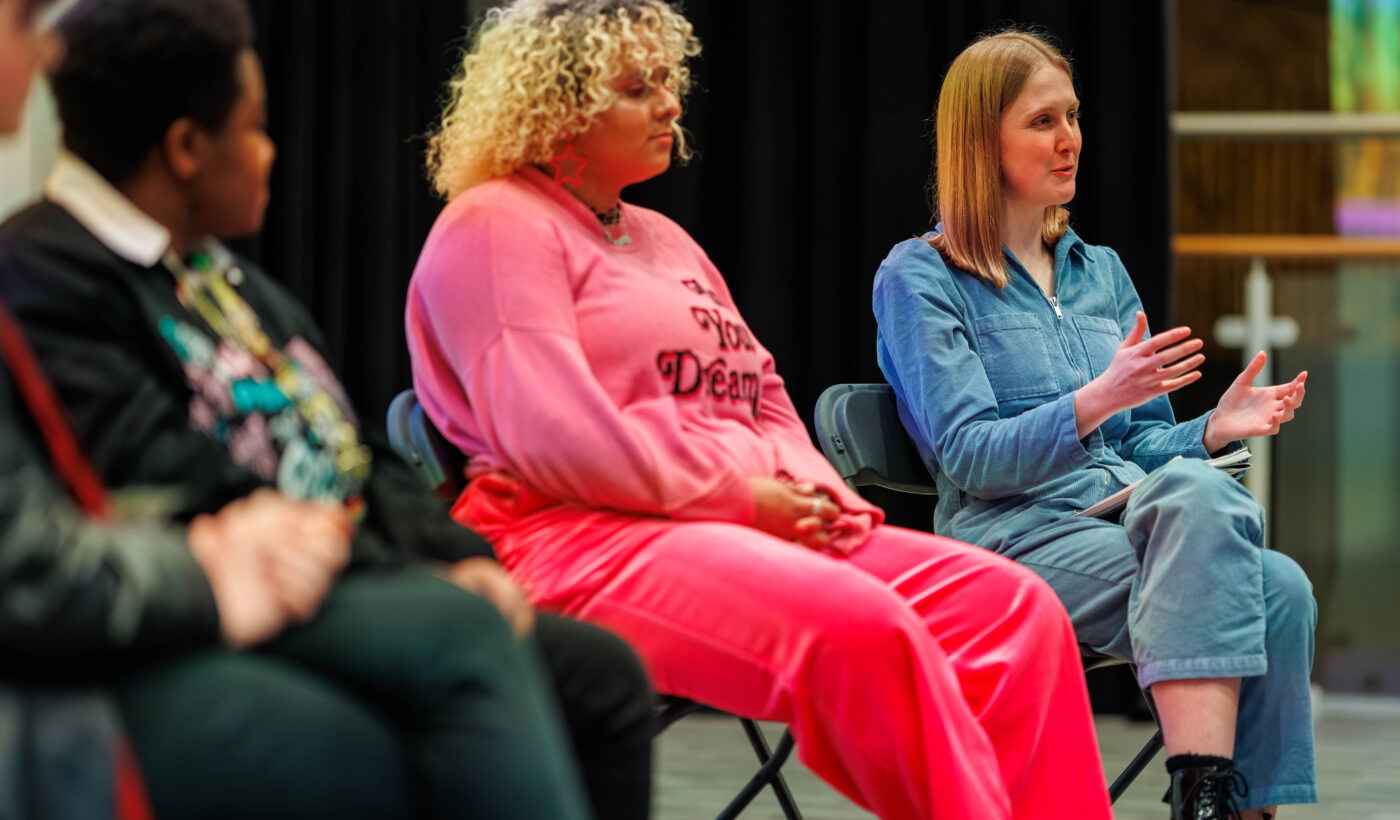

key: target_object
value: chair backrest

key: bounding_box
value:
[814,385,1142,690]
[386,389,467,502]
[812,383,937,496]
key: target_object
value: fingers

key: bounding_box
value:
[306,502,353,536]
[511,605,536,638]
[1234,350,1268,387]
[1151,336,1204,367]
[1155,351,1205,380]
[1157,370,1203,393]
[491,580,535,638]
[480,573,534,638]
[186,513,227,562]
[793,491,839,548]
[794,517,832,550]
[1289,380,1306,408]
[267,546,336,620]
[294,519,352,571]
[1280,375,1306,422]
[268,558,328,621]
[1133,324,1194,357]
[1120,310,1148,349]
[751,476,844,546]
[1270,371,1307,398]
[782,482,841,522]
[449,559,535,638]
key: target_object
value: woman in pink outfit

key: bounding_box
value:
[406,2,1113,817]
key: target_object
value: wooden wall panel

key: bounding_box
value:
[1174,0,1342,677]
[1175,0,1333,416]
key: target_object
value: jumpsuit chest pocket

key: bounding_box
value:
[973,312,1060,408]
[1072,315,1123,379]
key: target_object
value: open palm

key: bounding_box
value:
[1203,351,1307,454]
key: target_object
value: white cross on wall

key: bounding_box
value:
[1212,256,1300,547]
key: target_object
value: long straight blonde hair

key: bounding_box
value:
[927,30,1072,288]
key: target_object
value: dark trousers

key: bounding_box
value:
[534,611,654,820]
[115,568,652,820]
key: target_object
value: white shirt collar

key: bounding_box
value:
[44,151,173,268]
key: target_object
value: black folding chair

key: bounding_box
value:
[812,382,1165,804]
[386,389,803,819]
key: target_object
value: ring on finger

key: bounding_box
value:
[812,498,823,516]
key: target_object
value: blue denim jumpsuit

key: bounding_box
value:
[872,229,1317,808]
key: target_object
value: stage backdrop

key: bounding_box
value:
[239,0,1171,497]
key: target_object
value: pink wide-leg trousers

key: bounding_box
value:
[461,493,1112,820]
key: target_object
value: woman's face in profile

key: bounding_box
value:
[571,61,681,190]
[998,62,1082,210]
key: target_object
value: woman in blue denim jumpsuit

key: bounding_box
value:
[873,30,1316,820]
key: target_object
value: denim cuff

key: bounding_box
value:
[1244,783,1317,811]
[1058,391,1104,463]
[1179,412,1214,459]
[1136,652,1267,688]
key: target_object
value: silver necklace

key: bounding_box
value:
[587,202,632,247]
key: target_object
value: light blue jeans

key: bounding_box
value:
[998,458,1318,810]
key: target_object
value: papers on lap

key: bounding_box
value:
[1073,447,1252,520]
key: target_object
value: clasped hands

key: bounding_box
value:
[191,488,539,647]
[189,488,353,648]
[1074,310,1306,452]
[749,476,842,550]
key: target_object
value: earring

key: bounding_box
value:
[549,141,588,186]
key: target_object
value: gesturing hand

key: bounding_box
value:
[1074,311,1205,438]
[1202,350,1307,454]
[749,477,841,550]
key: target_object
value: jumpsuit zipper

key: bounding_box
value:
[1045,294,1083,387]
[1048,291,1107,485]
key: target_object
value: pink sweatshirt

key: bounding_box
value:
[405,167,881,550]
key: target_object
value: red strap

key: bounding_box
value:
[0,296,112,519]
[113,734,157,820]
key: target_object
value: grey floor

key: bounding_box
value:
[655,694,1400,819]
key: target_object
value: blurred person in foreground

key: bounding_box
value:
[0,0,650,817]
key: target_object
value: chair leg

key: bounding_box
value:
[1108,728,1164,804]
[1090,661,1167,804]
[758,731,802,820]
[653,696,705,736]
[716,720,802,820]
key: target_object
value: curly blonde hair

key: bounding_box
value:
[427,0,700,200]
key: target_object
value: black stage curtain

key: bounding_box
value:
[237,0,473,419]
[239,0,1170,480]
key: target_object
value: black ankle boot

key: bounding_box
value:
[1165,763,1249,819]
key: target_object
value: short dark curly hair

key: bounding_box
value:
[49,0,254,184]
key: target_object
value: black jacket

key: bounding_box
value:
[0,200,493,581]
[0,364,220,669]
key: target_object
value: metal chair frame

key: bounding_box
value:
[387,389,802,819]
[812,382,1165,804]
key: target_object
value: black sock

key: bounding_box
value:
[1166,753,1234,773]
